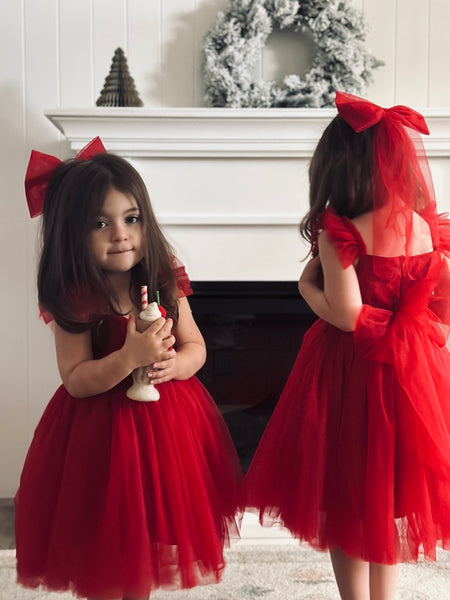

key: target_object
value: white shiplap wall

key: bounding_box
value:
[0,0,449,497]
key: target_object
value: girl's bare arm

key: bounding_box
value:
[55,316,175,397]
[298,231,362,331]
[150,296,206,383]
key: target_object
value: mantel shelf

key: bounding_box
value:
[45,107,450,158]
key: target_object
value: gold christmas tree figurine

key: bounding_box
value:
[96,47,143,107]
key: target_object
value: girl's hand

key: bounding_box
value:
[148,296,206,382]
[147,353,178,384]
[124,314,176,370]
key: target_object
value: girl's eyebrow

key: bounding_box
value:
[96,206,140,218]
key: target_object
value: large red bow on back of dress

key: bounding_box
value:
[24,136,106,217]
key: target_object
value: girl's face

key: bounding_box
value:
[89,187,144,274]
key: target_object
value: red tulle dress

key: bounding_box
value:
[243,209,450,564]
[15,267,242,599]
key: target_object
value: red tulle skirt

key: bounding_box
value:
[15,377,242,598]
[243,316,450,564]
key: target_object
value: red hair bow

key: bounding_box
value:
[24,136,107,217]
[334,91,436,261]
[335,91,429,135]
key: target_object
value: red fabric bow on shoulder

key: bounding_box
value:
[335,91,429,135]
[25,136,106,217]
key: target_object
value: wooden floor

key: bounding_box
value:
[0,499,15,549]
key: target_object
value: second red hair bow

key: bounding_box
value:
[335,91,429,135]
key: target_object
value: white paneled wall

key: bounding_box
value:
[1,0,449,497]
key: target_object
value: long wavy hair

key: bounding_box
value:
[300,115,374,249]
[38,153,178,332]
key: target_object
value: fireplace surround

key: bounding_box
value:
[190,280,316,469]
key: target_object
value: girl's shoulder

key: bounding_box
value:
[351,209,434,256]
[319,208,366,268]
[39,286,108,327]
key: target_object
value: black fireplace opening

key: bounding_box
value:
[189,281,316,470]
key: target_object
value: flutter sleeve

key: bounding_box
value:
[427,212,450,330]
[171,256,193,298]
[320,209,360,268]
[435,212,450,257]
[38,286,107,328]
[39,307,53,325]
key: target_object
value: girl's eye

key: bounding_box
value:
[126,215,140,224]
[95,220,107,229]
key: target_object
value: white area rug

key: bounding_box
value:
[1,544,449,600]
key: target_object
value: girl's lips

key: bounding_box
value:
[108,249,132,254]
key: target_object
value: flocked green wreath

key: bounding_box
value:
[202,0,382,108]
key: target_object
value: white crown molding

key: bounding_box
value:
[45,107,450,158]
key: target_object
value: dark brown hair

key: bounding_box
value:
[38,153,178,332]
[300,115,374,247]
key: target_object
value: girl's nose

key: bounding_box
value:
[111,223,128,241]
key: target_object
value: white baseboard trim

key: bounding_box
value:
[239,511,297,546]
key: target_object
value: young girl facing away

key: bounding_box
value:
[15,138,243,600]
[243,93,450,600]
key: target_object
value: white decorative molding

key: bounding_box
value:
[45,107,450,158]
[156,214,301,226]
[45,107,333,158]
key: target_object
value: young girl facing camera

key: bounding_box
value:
[15,139,242,600]
[243,93,450,600]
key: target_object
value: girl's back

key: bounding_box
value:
[351,209,434,257]
[335,209,443,313]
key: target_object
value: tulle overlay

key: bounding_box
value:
[243,210,450,564]
[16,314,242,598]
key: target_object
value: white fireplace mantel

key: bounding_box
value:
[45,107,450,158]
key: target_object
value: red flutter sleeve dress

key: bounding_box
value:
[243,208,450,564]
[15,263,243,599]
